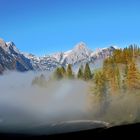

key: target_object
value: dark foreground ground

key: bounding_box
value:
[0,122,140,139]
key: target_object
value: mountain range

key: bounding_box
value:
[0,38,116,74]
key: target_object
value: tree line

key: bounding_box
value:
[31,63,93,87]
[93,45,140,99]
[54,63,93,81]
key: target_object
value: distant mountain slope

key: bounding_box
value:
[0,39,34,73]
[0,39,116,73]
[49,42,116,72]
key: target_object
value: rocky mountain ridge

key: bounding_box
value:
[0,39,116,73]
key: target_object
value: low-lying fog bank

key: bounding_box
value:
[0,71,91,133]
[0,71,140,134]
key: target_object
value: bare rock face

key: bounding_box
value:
[0,38,34,73]
[0,39,7,49]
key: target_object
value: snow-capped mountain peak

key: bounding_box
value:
[6,41,20,54]
[55,42,92,65]
[73,42,92,54]
[0,39,20,54]
[0,39,8,50]
[74,42,87,50]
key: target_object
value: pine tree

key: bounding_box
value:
[115,65,121,89]
[83,63,92,80]
[94,70,108,100]
[40,74,46,80]
[103,58,121,93]
[124,61,140,90]
[54,67,63,80]
[32,77,39,85]
[61,66,66,77]
[32,74,47,87]
[66,64,74,79]
[77,65,84,79]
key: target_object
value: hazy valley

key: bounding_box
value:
[1,38,140,134]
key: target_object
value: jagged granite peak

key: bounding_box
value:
[0,39,20,54]
[6,41,20,54]
[0,39,34,73]
[52,42,93,65]
[51,42,92,64]
[0,38,8,50]
[0,40,15,73]
[73,42,92,53]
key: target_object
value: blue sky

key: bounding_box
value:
[0,0,140,56]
